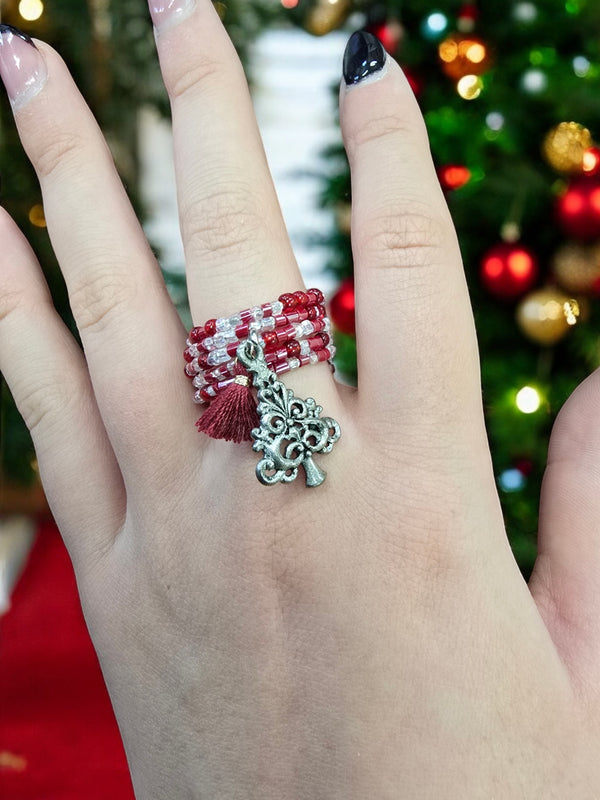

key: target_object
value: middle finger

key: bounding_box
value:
[151,0,302,321]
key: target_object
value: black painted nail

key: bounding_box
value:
[343,31,386,86]
[0,24,35,46]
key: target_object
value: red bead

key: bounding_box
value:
[189,327,204,344]
[183,347,196,363]
[204,318,217,335]
[200,387,214,403]
[309,288,324,303]
[286,340,301,357]
[294,290,309,306]
[276,324,296,344]
[235,322,249,338]
[263,331,278,349]
[279,293,298,309]
[307,305,318,320]
[314,304,326,318]
[319,332,330,347]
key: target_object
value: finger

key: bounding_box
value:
[530,368,600,695]
[149,0,302,322]
[339,35,486,457]
[0,27,195,479]
[0,209,124,564]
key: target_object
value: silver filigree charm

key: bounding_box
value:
[236,334,341,487]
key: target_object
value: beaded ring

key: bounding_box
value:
[184,290,341,488]
[183,289,336,404]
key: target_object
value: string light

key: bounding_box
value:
[28,204,46,228]
[457,75,483,100]
[19,0,44,22]
[515,386,541,414]
[498,468,526,492]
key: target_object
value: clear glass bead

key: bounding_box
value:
[293,323,303,337]
[216,317,233,333]
[323,318,331,332]
[271,301,284,315]
[309,352,319,365]
[193,375,207,388]
[301,321,314,336]
[250,306,264,321]
[194,390,205,404]
[329,345,337,358]
[262,317,276,331]
[229,313,242,327]
[300,340,311,356]
[207,348,229,366]
[213,331,236,348]
[288,357,300,370]
[202,337,214,350]
[248,320,262,332]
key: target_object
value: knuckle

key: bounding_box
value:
[182,187,264,262]
[69,269,137,335]
[17,369,84,437]
[357,206,449,270]
[0,286,27,325]
[32,129,87,179]
[167,54,221,101]
[346,112,423,155]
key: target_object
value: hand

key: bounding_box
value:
[1,6,599,797]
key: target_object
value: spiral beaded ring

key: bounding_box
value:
[184,289,336,405]
[183,289,341,487]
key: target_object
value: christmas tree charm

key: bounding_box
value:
[237,333,341,488]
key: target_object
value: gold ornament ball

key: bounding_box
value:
[542,122,593,174]
[438,33,491,80]
[305,0,351,35]
[516,287,575,345]
[552,242,600,293]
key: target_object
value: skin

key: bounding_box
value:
[1,3,600,797]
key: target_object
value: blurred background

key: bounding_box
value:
[1,0,600,792]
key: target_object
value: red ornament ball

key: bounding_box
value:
[556,176,600,240]
[329,279,356,335]
[366,20,404,54]
[583,147,600,176]
[438,164,471,191]
[402,65,424,97]
[480,242,538,299]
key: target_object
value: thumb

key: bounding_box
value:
[530,367,600,694]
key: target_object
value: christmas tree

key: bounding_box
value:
[288,0,600,574]
[0,0,283,491]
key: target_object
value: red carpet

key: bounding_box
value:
[0,521,134,799]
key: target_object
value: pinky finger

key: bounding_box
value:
[0,208,124,567]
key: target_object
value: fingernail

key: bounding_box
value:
[0,24,47,110]
[148,0,197,33]
[343,31,387,87]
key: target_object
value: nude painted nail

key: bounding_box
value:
[149,0,197,33]
[0,25,47,110]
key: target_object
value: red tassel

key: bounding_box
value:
[195,363,259,443]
